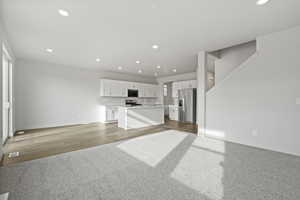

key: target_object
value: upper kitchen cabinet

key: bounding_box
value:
[127,82,139,90]
[185,80,197,88]
[143,85,159,98]
[172,80,197,98]
[100,79,126,97]
[138,84,147,98]
[100,79,111,96]
[136,84,158,98]
[172,82,180,98]
[100,79,159,98]
[110,80,127,97]
[151,85,159,98]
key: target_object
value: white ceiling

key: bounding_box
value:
[1,0,300,77]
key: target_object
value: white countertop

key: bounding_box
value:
[168,105,179,107]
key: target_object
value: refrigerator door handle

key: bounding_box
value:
[182,98,185,112]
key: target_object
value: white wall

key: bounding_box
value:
[215,41,256,84]
[206,26,300,156]
[15,59,157,130]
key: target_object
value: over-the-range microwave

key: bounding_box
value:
[128,89,138,97]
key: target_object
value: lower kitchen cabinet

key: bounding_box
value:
[99,105,119,123]
[169,105,179,121]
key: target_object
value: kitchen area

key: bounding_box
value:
[99,78,198,132]
[99,79,164,130]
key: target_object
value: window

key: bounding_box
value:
[163,84,168,96]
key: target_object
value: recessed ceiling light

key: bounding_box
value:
[96,58,101,62]
[156,65,161,69]
[152,45,159,49]
[46,48,53,53]
[118,66,123,70]
[256,0,270,5]
[136,60,141,64]
[58,9,69,17]
[138,69,142,73]
[173,69,177,73]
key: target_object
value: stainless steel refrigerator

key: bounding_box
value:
[178,88,197,123]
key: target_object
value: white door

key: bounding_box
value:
[2,50,11,144]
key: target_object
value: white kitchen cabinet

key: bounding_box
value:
[127,82,140,90]
[138,84,147,98]
[110,81,126,97]
[180,81,188,89]
[100,79,111,96]
[172,82,179,98]
[100,79,159,98]
[183,80,197,88]
[99,105,119,123]
[144,85,158,98]
[190,80,197,88]
[151,85,159,98]
[100,79,127,97]
[169,106,179,121]
[118,105,164,129]
[172,80,197,98]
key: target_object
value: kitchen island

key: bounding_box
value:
[118,105,164,130]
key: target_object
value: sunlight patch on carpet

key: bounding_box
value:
[117,130,188,167]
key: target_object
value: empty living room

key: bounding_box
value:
[1,0,300,199]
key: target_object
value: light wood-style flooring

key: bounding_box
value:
[1,120,197,166]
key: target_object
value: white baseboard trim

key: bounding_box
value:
[204,133,300,158]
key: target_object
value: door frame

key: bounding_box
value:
[2,44,13,144]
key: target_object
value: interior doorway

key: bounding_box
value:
[2,44,13,144]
